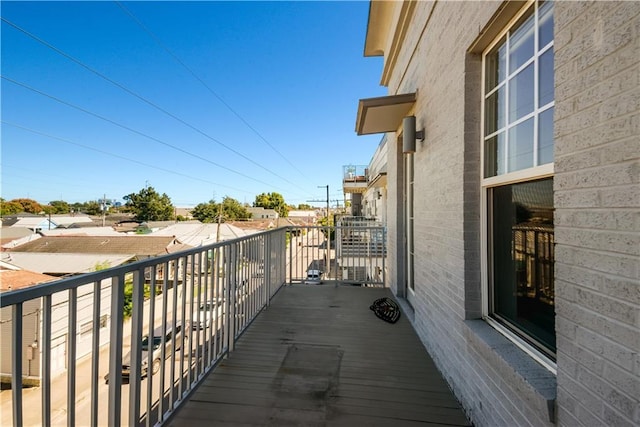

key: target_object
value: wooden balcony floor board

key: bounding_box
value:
[168,285,470,426]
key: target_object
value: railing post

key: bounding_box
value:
[11,303,23,427]
[41,295,52,427]
[108,274,124,427]
[288,228,292,286]
[129,268,144,426]
[265,233,271,306]
[67,287,77,427]
[90,282,101,427]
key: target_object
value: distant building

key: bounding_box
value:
[247,207,278,220]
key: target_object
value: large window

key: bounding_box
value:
[482,1,555,358]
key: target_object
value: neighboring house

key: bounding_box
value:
[0,226,36,248]
[150,222,257,246]
[0,264,113,386]
[0,253,134,276]
[355,2,638,427]
[9,217,58,232]
[39,226,122,237]
[287,210,317,225]
[174,207,194,220]
[247,207,279,220]
[7,235,181,260]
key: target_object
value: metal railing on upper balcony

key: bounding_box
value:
[0,224,385,427]
[342,165,368,183]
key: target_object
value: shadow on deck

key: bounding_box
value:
[167,284,470,426]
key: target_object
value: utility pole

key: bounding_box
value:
[101,193,107,227]
[216,202,223,242]
[318,185,330,276]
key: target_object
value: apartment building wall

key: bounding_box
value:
[553,2,639,425]
[374,1,638,426]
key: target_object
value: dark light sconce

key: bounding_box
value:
[402,115,424,153]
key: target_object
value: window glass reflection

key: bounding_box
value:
[509,11,535,73]
[491,178,555,354]
[538,107,554,165]
[538,1,554,49]
[509,64,535,121]
[508,118,534,172]
[539,48,554,107]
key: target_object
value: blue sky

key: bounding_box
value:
[1,1,386,208]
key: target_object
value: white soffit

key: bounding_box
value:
[355,93,416,135]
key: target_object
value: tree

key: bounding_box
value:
[83,201,103,216]
[123,186,174,221]
[297,203,313,210]
[48,200,71,214]
[192,200,219,223]
[192,197,250,223]
[254,192,288,218]
[10,198,43,214]
[0,199,23,216]
[221,196,251,220]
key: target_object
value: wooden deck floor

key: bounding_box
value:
[168,284,470,426]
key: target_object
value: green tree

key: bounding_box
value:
[254,192,288,218]
[48,200,71,214]
[192,200,219,223]
[192,197,251,222]
[221,196,251,220]
[123,186,174,221]
[0,199,23,216]
[84,201,103,216]
[297,203,313,210]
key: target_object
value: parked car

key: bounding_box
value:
[192,299,224,329]
[105,321,184,383]
[304,269,323,285]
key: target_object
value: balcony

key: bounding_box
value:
[342,165,368,194]
[1,225,469,426]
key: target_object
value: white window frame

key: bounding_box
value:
[480,0,556,373]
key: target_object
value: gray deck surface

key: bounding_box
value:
[168,284,470,426]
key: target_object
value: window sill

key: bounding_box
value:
[464,319,557,423]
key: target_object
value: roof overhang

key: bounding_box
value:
[355,92,416,135]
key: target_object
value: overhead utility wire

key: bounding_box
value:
[1,17,307,194]
[2,120,252,195]
[1,76,284,191]
[115,1,312,183]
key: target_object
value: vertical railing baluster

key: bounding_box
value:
[145,266,156,427]
[12,303,23,427]
[169,259,178,411]
[129,268,144,427]
[158,262,169,422]
[41,295,52,427]
[108,274,124,427]
[67,287,77,427]
[90,282,101,427]
[187,254,194,389]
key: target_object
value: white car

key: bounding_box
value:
[192,299,224,329]
[304,269,323,285]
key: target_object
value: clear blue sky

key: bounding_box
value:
[1,1,386,208]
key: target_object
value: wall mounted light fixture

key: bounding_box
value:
[402,115,424,153]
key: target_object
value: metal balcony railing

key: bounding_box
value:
[0,224,386,426]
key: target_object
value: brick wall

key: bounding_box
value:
[554,2,640,426]
[379,1,638,426]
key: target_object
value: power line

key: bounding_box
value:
[1,76,289,191]
[114,1,313,185]
[2,120,253,195]
[1,16,309,193]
